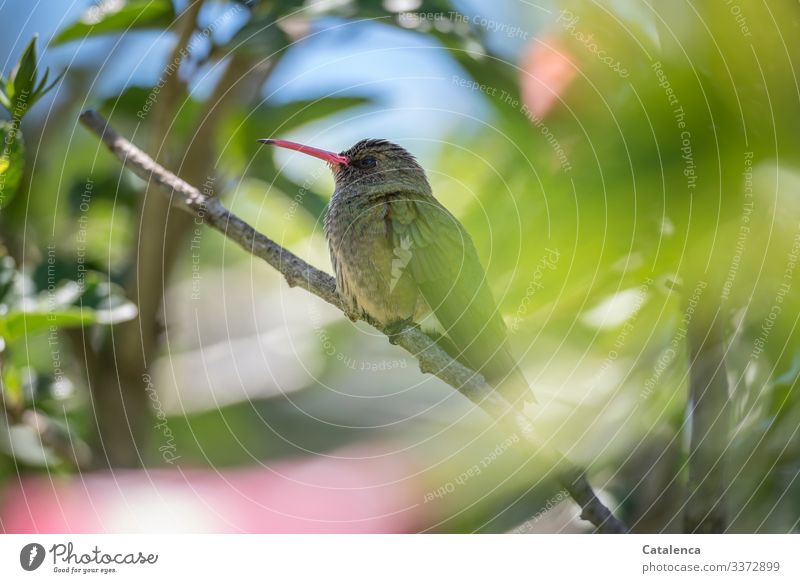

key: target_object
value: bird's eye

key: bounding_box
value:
[357,156,377,169]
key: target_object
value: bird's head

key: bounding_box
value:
[258,138,429,195]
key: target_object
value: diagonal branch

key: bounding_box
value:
[79,109,627,534]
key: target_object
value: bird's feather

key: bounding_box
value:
[386,195,533,404]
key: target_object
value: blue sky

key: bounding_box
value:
[0,0,557,168]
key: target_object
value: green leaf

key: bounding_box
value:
[64,272,139,325]
[31,67,66,102]
[0,308,95,342]
[0,121,25,209]
[221,8,288,58]
[1,362,23,407]
[0,76,9,110]
[0,36,64,116]
[0,267,138,344]
[0,256,16,303]
[8,35,39,103]
[52,0,176,46]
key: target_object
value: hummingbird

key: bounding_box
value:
[259,137,534,405]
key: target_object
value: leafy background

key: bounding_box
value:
[0,0,798,533]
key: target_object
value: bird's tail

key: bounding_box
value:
[429,329,535,406]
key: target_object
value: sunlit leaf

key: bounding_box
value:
[1,36,63,118]
[52,0,176,46]
[0,308,95,341]
[0,77,9,110]
[0,121,25,209]
[7,35,38,103]
[94,301,138,324]
[31,67,66,103]
[69,272,139,324]
[1,363,23,407]
[0,266,138,343]
[0,424,59,467]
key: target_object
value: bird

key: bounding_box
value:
[259,137,533,406]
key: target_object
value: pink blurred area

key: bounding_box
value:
[519,35,577,119]
[0,449,426,534]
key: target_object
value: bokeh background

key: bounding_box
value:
[0,0,798,533]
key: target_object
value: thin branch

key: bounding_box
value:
[79,109,627,534]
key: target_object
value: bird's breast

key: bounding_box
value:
[325,196,417,323]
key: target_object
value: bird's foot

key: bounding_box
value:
[385,316,416,345]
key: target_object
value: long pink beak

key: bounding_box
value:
[258,139,349,166]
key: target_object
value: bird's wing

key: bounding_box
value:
[387,195,531,402]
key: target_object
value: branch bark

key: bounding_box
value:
[79,109,627,534]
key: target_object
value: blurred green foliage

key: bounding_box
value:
[0,0,798,533]
[52,0,176,46]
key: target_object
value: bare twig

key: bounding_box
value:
[79,109,627,534]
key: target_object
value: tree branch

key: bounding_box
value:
[79,109,627,534]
